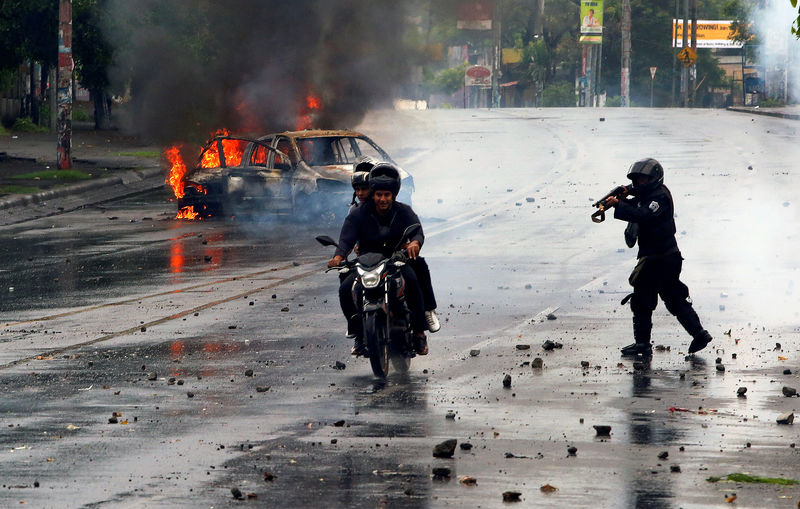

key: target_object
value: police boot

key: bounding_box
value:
[621,343,653,357]
[347,316,366,357]
[688,330,712,354]
[621,315,653,357]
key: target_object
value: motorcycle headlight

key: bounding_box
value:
[357,263,385,289]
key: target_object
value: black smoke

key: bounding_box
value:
[102,0,415,144]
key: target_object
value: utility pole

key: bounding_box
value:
[671,0,678,106]
[689,0,697,107]
[57,0,73,170]
[491,0,501,108]
[681,0,689,107]
[621,0,631,107]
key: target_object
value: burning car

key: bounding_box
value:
[175,130,414,219]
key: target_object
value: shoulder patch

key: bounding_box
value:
[648,201,660,213]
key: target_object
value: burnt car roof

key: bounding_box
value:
[260,129,365,140]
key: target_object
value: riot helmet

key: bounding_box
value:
[353,155,377,176]
[368,163,401,197]
[351,171,369,189]
[627,158,664,194]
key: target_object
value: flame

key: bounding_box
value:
[296,94,322,130]
[165,146,187,199]
[175,205,200,220]
[199,128,247,169]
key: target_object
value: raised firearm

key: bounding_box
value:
[591,185,631,223]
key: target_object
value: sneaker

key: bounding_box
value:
[350,337,367,357]
[620,342,652,357]
[688,330,712,354]
[425,310,441,333]
[414,334,429,356]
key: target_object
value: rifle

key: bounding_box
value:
[591,185,631,223]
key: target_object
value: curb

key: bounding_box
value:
[0,166,164,212]
[727,106,800,121]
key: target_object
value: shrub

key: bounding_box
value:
[542,82,576,107]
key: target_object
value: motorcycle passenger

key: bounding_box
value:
[350,156,376,211]
[328,163,430,357]
[604,158,712,357]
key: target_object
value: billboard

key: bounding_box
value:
[457,2,492,31]
[673,20,742,48]
[580,1,603,44]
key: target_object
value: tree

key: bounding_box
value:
[792,0,800,37]
[73,0,114,129]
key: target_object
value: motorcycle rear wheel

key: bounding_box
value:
[364,312,390,378]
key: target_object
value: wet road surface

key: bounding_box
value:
[1,108,799,507]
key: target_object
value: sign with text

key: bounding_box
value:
[457,2,492,30]
[580,1,603,44]
[465,65,491,86]
[673,20,742,48]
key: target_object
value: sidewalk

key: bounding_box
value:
[727,104,800,120]
[0,123,167,223]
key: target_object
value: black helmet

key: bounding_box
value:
[351,171,369,189]
[627,158,664,194]
[353,155,377,175]
[368,163,401,196]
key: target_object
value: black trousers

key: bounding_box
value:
[339,256,437,311]
[629,252,704,343]
[339,264,427,336]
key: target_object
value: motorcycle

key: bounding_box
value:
[316,224,421,378]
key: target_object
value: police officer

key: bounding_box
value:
[328,163,430,356]
[605,158,712,357]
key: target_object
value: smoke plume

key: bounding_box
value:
[102,0,415,144]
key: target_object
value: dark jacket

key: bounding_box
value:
[614,184,678,258]
[335,199,424,259]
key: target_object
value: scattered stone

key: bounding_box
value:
[515,344,530,350]
[775,342,782,350]
[263,472,275,482]
[147,372,157,381]
[546,313,557,320]
[167,377,176,385]
[460,442,473,451]
[432,467,451,480]
[333,361,346,370]
[567,446,577,456]
[542,340,557,351]
[716,364,725,372]
[737,387,747,397]
[140,326,146,332]
[525,197,535,203]
[782,386,797,397]
[433,439,458,458]
[330,439,338,444]
[580,361,590,368]
[204,255,213,262]
[784,369,792,375]
[732,353,737,359]
[177,379,184,386]
[280,306,289,312]
[469,349,481,357]
[460,476,477,486]
[502,491,522,502]
[670,465,681,473]
[244,369,254,377]
[532,357,544,369]
[108,417,118,424]
[231,487,244,500]
[503,374,512,388]
[715,357,722,364]
[540,484,558,493]
[593,425,611,436]
[776,412,794,425]
[655,344,669,352]
[657,451,668,460]
[333,420,345,427]
[187,392,195,398]
[599,117,606,122]
[228,325,237,329]
[524,284,532,289]
[445,411,456,420]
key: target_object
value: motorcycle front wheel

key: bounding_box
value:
[364,311,390,378]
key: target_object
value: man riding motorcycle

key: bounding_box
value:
[328,163,431,356]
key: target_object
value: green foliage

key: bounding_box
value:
[116,150,160,158]
[541,81,575,107]
[0,185,39,194]
[707,473,798,485]
[11,169,92,180]
[792,0,800,38]
[758,98,784,107]
[73,108,92,122]
[11,117,48,133]
[425,62,469,96]
[605,95,621,107]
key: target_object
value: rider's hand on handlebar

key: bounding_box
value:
[328,255,344,268]
[605,196,619,207]
[405,240,421,260]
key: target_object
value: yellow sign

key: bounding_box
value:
[672,19,743,48]
[677,47,697,66]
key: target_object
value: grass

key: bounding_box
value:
[0,185,39,194]
[707,473,799,485]
[116,150,160,158]
[10,169,92,180]
[11,117,49,133]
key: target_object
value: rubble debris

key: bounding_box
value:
[432,467,451,480]
[147,372,157,381]
[281,306,289,312]
[515,344,530,350]
[593,425,611,436]
[725,494,737,503]
[658,451,668,460]
[580,361,590,368]
[445,411,456,420]
[776,412,794,425]
[670,465,681,473]
[187,392,195,398]
[525,197,535,203]
[567,446,577,456]
[783,386,797,397]
[542,340,563,351]
[532,358,544,369]
[545,313,557,320]
[716,364,725,372]
[333,361,346,370]
[244,369,254,377]
[460,442,473,451]
[737,387,747,397]
[333,420,345,427]
[231,487,244,500]
[502,491,522,502]
[503,374,512,388]
[784,369,792,375]
[540,484,558,493]
[433,439,458,458]
[263,472,275,482]
[460,476,477,486]
[470,349,481,357]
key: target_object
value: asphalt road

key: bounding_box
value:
[1,108,799,508]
